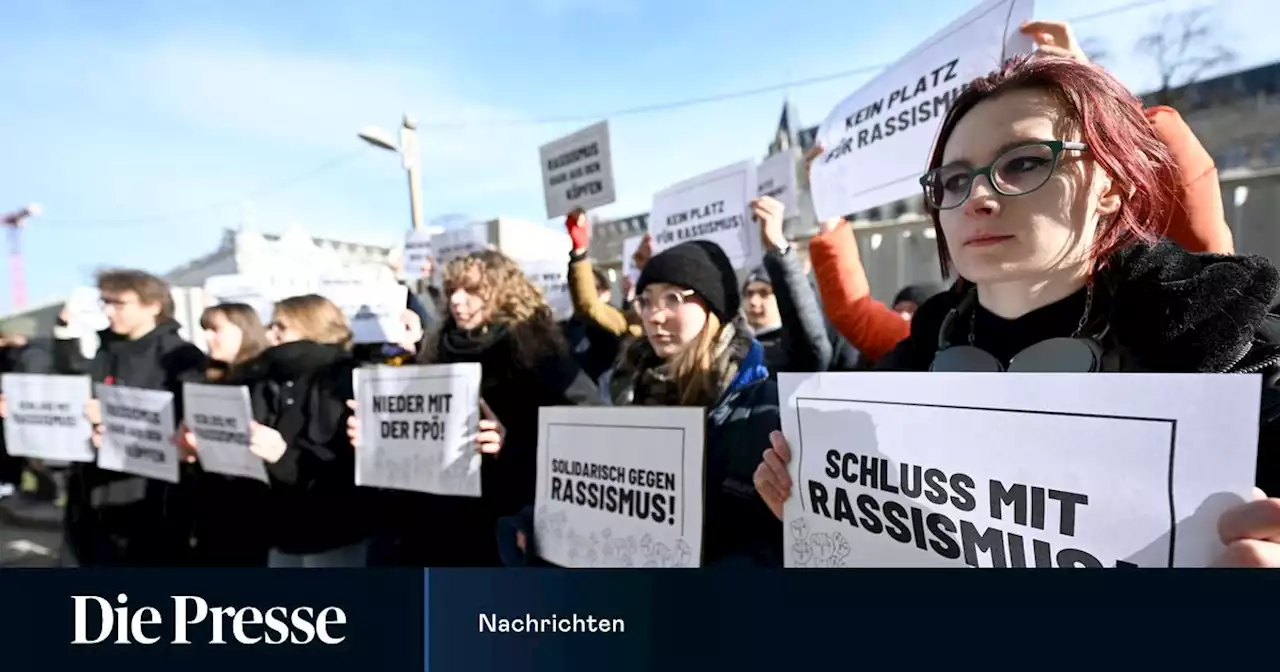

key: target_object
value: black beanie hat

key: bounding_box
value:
[742,267,772,292]
[636,240,740,320]
[893,282,947,307]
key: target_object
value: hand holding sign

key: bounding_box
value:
[565,208,590,252]
[345,399,360,449]
[751,196,788,252]
[1020,20,1088,63]
[172,420,198,464]
[1213,489,1280,568]
[248,422,287,464]
[754,430,793,521]
[475,398,505,456]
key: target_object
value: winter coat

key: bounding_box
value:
[877,240,1280,497]
[500,318,783,567]
[63,320,207,566]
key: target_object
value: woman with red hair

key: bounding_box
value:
[756,52,1280,567]
[810,20,1233,367]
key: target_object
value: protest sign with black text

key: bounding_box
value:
[757,150,799,214]
[520,258,573,322]
[648,160,759,270]
[430,223,489,267]
[354,363,483,497]
[778,371,1260,568]
[202,274,276,325]
[1,373,95,462]
[534,406,705,568]
[183,382,266,483]
[95,384,179,484]
[316,274,410,345]
[539,121,616,218]
[400,229,434,281]
[809,0,1034,220]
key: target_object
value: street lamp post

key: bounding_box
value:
[2,203,41,312]
[358,115,424,231]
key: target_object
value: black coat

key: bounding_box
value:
[878,240,1280,498]
[562,316,623,383]
[237,340,368,555]
[185,361,271,567]
[64,320,207,567]
[390,320,599,567]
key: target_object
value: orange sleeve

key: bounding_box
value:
[1145,106,1233,254]
[809,222,911,362]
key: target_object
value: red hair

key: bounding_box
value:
[925,53,1178,279]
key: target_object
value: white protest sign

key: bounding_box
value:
[621,235,644,286]
[809,0,1035,220]
[648,160,760,270]
[430,224,489,266]
[316,275,409,345]
[183,383,266,483]
[757,150,799,215]
[95,384,179,484]
[521,259,573,322]
[400,229,434,281]
[534,406,706,568]
[778,371,1261,568]
[202,274,275,325]
[66,286,109,336]
[354,364,483,497]
[539,121,617,219]
[1,374,95,463]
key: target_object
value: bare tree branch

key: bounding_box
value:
[1136,7,1237,107]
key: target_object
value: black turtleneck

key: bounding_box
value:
[967,288,1090,367]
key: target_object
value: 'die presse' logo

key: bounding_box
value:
[71,593,347,645]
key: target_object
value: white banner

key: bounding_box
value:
[778,371,1260,568]
[809,0,1035,220]
[202,274,276,325]
[95,384,179,484]
[430,224,489,267]
[534,406,706,568]
[757,150,799,215]
[183,383,266,483]
[354,364,483,497]
[621,235,644,286]
[316,276,409,345]
[522,259,573,322]
[539,121,617,219]
[648,160,760,270]
[1,374,94,463]
[400,229,434,281]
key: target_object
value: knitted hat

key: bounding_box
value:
[893,283,947,307]
[636,241,740,320]
[742,267,772,291]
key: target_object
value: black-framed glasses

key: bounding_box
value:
[919,140,1088,210]
[634,289,695,315]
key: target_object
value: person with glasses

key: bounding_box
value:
[755,53,1280,567]
[498,241,784,568]
[805,19,1234,370]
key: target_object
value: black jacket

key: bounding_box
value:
[238,340,367,555]
[185,360,271,567]
[64,320,207,566]
[562,316,623,383]
[391,320,598,567]
[878,240,1280,497]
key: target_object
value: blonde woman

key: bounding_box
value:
[500,241,783,568]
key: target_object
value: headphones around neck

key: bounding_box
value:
[929,287,1108,373]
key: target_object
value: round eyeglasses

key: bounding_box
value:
[919,140,1088,210]
[634,289,695,315]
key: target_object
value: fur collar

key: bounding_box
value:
[611,317,768,407]
[1099,240,1280,372]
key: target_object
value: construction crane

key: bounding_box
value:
[1,203,42,312]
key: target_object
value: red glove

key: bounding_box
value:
[565,208,589,251]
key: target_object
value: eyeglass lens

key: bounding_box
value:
[925,143,1057,209]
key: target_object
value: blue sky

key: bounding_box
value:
[0,0,1273,312]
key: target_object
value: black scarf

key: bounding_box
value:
[436,322,510,363]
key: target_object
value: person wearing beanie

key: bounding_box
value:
[497,240,783,568]
[892,283,947,322]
